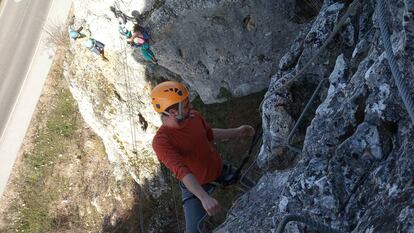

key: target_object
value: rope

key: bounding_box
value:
[376,0,414,124]
[231,122,263,185]
[115,9,182,230]
[275,214,342,233]
[286,78,328,153]
[197,213,209,233]
[239,157,259,189]
[110,5,138,23]
[168,170,182,232]
[239,132,263,189]
[118,36,145,233]
[197,207,236,233]
[259,0,361,112]
[121,38,139,153]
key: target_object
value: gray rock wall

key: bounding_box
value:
[148,0,303,103]
[67,0,413,231]
[217,0,414,232]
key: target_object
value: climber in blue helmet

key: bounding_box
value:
[85,38,109,61]
[69,30,80,39]
[118,17,132,39]
[68,25,86,41]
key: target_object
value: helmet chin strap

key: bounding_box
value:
[175,101,185,123]
[162,102,187,123]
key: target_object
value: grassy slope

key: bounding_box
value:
[1,47,137,233]
[3,51,79,232]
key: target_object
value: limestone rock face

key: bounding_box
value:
[216,0,414,232]
[147,0,302,103]
[67,0,414,231]
[68,0,303,185]
[67,0,302,231]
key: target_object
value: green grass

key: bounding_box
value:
[7,69,79,233]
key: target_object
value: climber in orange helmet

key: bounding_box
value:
[151,81,255,233]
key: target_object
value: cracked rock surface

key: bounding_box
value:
[217,0,414,232]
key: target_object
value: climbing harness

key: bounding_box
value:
[376,0,414,124]
[180,162,246,206]
[275,214,341,233]
[202,123,262,190]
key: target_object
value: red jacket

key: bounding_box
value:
[152,111,223,185]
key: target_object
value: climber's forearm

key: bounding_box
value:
[181,173,210,200]
[212,128,241,141]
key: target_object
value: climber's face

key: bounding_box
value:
[162,98,193,126]
[179,98,192,119]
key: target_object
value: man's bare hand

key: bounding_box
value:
[237,125,255,138]
[200,196,222,216]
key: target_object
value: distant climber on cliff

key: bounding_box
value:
[118,18,132,39]
[125,24,158,64]
[151,81,255,233]
[126,24,151,47]
[68,16,88,41]
[69,26,86,41]
[140,43,158,64]
[85,38,109,62]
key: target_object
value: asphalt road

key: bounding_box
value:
[0,0,53,139]
[0,0,74,196]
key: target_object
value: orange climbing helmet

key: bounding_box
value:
[151,81,189,113]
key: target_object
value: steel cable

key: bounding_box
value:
[276,214,342,233]
[259,0,361,112]
[376,0,414,124]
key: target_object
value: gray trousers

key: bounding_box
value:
[179,182,216,233]
[179,163,236,233]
